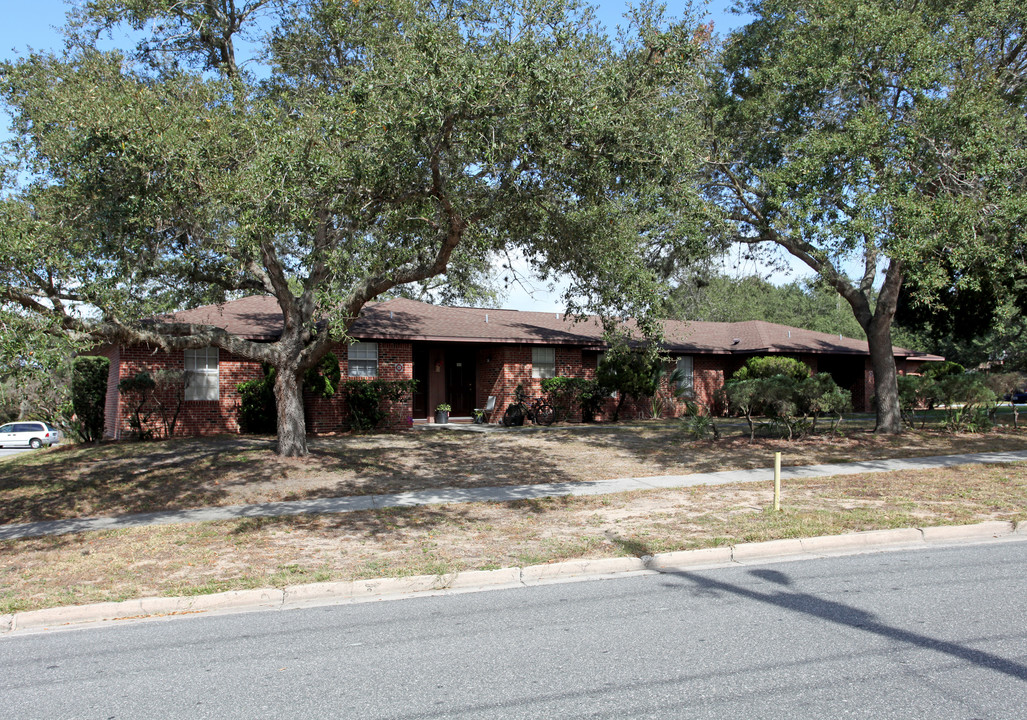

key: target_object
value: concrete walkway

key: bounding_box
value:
[3,449,1026,541]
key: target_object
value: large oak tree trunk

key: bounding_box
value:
[866,315,902,433]
[274,365,308,457]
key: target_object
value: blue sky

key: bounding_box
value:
[1,1,779,312]
[1,1,748,56]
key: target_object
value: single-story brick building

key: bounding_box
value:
[98,296,940,438]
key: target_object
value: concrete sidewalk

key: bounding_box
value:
[3,449,1026,541]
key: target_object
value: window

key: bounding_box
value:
[675,356,694,397]
[532,347,556,379]
[348,342,378,377]
[185,347,219,401]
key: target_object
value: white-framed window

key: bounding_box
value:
[184,347,219,401]
[532,347,556,379]
[675,356,694,397]
[348,342,378,377]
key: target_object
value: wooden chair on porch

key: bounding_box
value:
[474,396,496,424]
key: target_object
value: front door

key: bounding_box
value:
[411,345,430,419]
[445,348,477,417]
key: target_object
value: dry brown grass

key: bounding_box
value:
[2,421,1026,525]
[2,461,1025,615]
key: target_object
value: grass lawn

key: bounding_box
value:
[1,462,1025,614]
[1,420,1026,614]
[2,419,1027,525]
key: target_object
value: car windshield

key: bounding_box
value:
[45,423,58,431]
[0,424,12,433]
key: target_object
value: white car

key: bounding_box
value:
[0,421,61,449]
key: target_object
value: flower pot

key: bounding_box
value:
[434,410,449,424]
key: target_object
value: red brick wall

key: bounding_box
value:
[307,341,415,432]
[110,341,417,437]
[110,345,266,438]
[475,345,589,422]
[107,339,888,433]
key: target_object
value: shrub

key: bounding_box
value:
[596,344,660,421]
[732,356,810,382]
[682,400,719,440]
[919,361,965,382]
[576,379,611,422]
[539,376,613,422]
[71,355,109,442]
[540,376,580,422]
[935,372,996,432]
[340,379,418,431]
[798,373,852,432]
[722,372,849,440]
[304,352,340,398]
[985,371,1027,427]
[118,371,157,440]
[237,366,277,434]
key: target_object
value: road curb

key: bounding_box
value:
[921,520,1014,542]
[646,546,733,570]
[732,538,807,561]
[800,528,924,553]
[4,521,1023,635]
[521,557,648,584]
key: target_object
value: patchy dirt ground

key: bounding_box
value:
[2,421,1026,524]
[2,461,1024,614]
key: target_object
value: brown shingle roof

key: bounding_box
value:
[161,295,940,359]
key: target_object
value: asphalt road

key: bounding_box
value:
[2,541,1025,719]
[0,447,33,459]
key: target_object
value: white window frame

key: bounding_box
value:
[348,342,378,377]
[675,356,694,397]
[531,347,556,379]
[184,347,219,401]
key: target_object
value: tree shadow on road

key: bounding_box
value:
[664,565,1027,682]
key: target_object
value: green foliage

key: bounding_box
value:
[732,356,810,382]
[435,403,451,413]
[118,371,157,440]
[897,374,929,429]
[935,373,996,433]
[237,367,277,435]
[798,374,852,432]
[0,0,712,455]
[722,372,849,440]
[682,400,720,441]
[596,337,662,422]
[540,376,577,422]
[920,361,966,382]
[898,370,998,432]
[668,273,867,340]
[538,375,612,422]
[576,379,612,423]
[340,379,418,432]
[708,0,1027,432]
[303,352,340,399]
[71,355,109,443]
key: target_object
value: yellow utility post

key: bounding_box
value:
[774,452,782,512]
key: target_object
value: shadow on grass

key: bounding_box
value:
[0,436,277,524]
[2,422,1026,528]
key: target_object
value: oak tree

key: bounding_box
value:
[1,0,708,454]
[705,0,1027,432]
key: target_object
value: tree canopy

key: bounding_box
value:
[0,0,711,454]
[666,272,868,340]
[704,0,1027,432]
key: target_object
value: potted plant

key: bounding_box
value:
[434,403,451,424]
